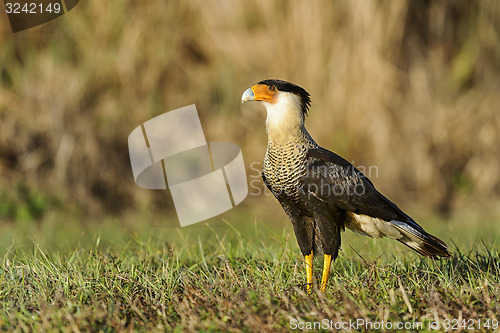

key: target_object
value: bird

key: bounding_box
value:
[241,79,451,293]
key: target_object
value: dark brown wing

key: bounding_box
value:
[301,147,450,257]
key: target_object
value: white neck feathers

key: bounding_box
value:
[264,92,306,144]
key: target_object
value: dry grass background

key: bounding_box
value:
[0,0,499,220]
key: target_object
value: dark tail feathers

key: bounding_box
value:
[390,220,451,258]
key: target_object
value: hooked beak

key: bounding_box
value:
[241,87,255,103]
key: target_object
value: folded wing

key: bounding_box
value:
[301,148,451,257]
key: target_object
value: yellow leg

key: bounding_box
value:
[305,251,314,294]
[320,254,332,292]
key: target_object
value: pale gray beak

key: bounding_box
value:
[241,87,255,103]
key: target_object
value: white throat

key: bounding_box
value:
[264,92,306,144]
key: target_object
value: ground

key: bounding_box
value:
[0,210,498,332]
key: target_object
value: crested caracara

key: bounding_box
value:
[241,79,450,293]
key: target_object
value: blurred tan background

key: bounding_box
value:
[0,0,499,222]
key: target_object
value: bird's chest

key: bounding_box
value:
[262,143,309,196]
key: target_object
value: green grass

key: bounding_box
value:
[0,211,499,332]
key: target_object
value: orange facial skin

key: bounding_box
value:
[251,84,278,103]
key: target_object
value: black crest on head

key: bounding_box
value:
[258,79,311,116]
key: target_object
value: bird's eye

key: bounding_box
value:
[268,85,276,92]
